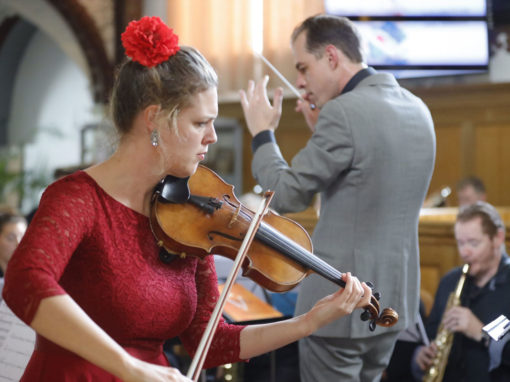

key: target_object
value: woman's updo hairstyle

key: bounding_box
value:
[111,17,217,134]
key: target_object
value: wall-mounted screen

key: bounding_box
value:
[356,20,489,68]
[324,0,487,17]
[324,0,489,78]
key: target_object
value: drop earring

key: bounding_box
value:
[150,130,159,147]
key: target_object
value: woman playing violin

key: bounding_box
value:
[3,17,371,382]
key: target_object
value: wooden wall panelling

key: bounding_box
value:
[412,82,510,207]
[418,221,462,300]
[460,121,476,178]
[474,124,510,206]
[427,124,464,198]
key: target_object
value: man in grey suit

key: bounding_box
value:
[239,15,436,382]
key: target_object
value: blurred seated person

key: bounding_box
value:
[0,208,27,301]
[412,201,510,381]
[26,164,91,225]
[457,176,487,207]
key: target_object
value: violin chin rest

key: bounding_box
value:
[156,175,190,204]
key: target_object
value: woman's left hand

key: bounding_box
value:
[238,272,371,359]
[305,272,372,333]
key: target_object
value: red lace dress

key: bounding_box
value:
[3,171,245,381]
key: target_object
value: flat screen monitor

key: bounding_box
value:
[324,0,487,17]
[324,0,489,78]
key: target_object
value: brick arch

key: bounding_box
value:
[45,0,113,104]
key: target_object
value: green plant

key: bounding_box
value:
[0,146,50,209]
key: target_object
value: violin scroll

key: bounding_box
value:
[360,289,398,331]
[375,308,399,327]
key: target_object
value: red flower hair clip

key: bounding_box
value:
[121,16,180,68]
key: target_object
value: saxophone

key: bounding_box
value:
[422,263,470,382]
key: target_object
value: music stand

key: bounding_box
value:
[219,283,292,382]
[483,315,510,341]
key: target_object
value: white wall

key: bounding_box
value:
[8,29,101,212]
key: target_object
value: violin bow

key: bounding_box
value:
[186,191,274,381]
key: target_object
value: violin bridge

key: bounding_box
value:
[228,205,241,228]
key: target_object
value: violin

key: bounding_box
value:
[149,165,398,331]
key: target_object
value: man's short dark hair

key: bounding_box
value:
[291,14,364,63]
[456,201,504,239]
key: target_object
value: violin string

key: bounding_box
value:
[239,209,381,318]
[237,206,343,285]
[238,207,381,321]
[257,222,344,285]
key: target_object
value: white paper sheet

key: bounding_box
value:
[0,301,35,381]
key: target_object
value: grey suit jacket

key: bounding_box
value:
[251,72,436,338]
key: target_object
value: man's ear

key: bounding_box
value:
[324,44,340,69]
[143,105,161,131]
[494,229,505,248]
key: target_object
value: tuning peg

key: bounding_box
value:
[360,309,371,321]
